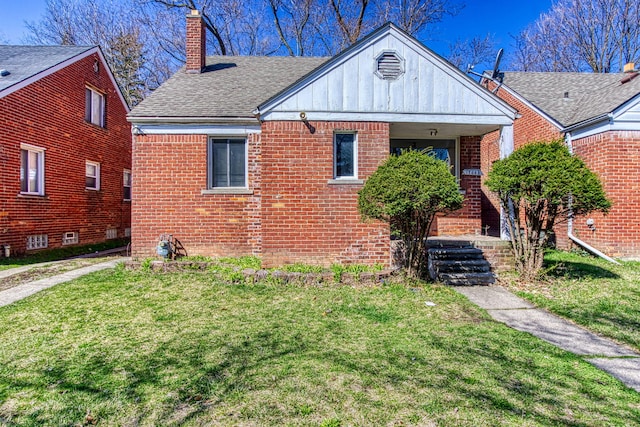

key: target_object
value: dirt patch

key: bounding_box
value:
[0,257,118,292]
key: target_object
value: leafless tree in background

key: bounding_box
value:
[447,34,495,70]
[511,0,640,72]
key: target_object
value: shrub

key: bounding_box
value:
[358,150,463,277]
[485,140,611,280]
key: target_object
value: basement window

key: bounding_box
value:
[375,50,404,80]
[26,234,48,250]
[62,231,79,245]
[106,228,118,240]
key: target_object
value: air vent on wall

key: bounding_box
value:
[375,51,404,80]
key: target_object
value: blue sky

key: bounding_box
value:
[0,0,552,64]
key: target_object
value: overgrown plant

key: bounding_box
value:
[485,140,611,280]
[358,150,463,277]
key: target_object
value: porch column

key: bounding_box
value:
[499,125,514,240]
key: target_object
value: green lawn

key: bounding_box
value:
[503,250,640,352]
[0,266,638,426]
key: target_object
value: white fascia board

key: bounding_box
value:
[260,111,514,126]
[257,24,516,120]
[0,47,129,112]
[133,123,261,136]
[611,93,640,121]
[497,84,563,130]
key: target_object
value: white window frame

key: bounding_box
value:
[123,169,132,201]
[333,132,358,179]
[20,143,45,196]
[85,87,105,127]
[86,161,100,190]
[207,138,248,189]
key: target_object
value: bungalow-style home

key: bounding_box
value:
[0,45,132,256]
[481,69,640,259]
[128,11,516,267]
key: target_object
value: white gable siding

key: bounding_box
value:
[616,98,640,126]
[261,30,511,125]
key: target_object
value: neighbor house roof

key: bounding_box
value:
[0,45,95,93]
[501,71,640,128]
[129,56,329,121]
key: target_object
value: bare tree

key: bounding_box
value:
[26,0,153,105]
[375,0,462,37]
[511,0,640,73]
[268,0,318,56]
[447,33,495,70]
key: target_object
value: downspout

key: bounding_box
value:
[565,132,621,265]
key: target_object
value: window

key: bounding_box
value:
[86,161,100,190]
[390,139,459,177]
[62,231,79,245]
[208,138,246,188]
[85,87,105,127]
[20,144,45,195]
[123,169,131,200]
[124,227,131,237]
[334,132,357,179]
[106,228,117,239]
[26,234,48,250]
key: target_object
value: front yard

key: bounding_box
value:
[0,265,638,426]
[505,250,640,352]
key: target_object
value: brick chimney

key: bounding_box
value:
[186,9,206,73]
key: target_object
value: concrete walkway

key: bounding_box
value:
[455,285,640,392]
[0,258,126,308]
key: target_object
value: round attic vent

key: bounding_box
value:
[375,51,404,80]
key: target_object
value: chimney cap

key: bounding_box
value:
[189,9,201,16]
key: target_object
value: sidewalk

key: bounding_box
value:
[455,285,640,392]
[0,258,126,308]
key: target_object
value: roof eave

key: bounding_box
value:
[127,115,260,125]
[562,113,611,132]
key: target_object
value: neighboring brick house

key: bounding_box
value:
[0,45,132,256]
[128,12,516,267]
[481,71,640,259]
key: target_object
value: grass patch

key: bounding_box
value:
[502,249,640,351]
[0,267,638,425]
[0,239,128,271]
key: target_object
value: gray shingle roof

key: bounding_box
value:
[129,56,329,120]
[502,71,640,127]
[0,45,95,93]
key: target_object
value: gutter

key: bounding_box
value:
[127,116,260,125]
[564,132,621,265]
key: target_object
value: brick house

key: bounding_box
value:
[481,71,640,259]
[128,12,516,267]
[0,45,131,256]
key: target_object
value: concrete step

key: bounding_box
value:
[428,247,485,261]
[431,259,491,273]
[438,272,496,286]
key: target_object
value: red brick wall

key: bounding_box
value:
[435,135,483,235]
[260,121,390,267]
[131,133,262,258]
[0,53,131,255]
[570,131,640,258]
